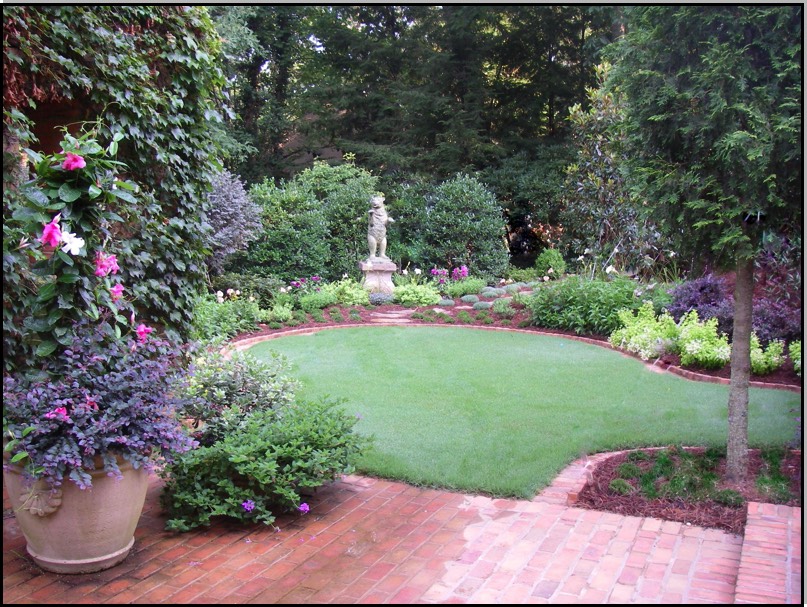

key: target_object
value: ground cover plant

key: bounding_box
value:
[245,326,799,499]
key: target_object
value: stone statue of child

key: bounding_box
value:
[367,194,394,260]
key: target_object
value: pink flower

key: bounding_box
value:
[298,503,310,514]
[135,324,154,343]
[39,214,62,248]
[44,406,71,422]
[94,251,120,277]
[61,152,86,171]
[110,283,125,301]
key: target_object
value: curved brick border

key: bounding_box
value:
[229,322,801,393]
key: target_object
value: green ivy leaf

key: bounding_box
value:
[35,340,58,357]
[58,182,83,202]
[88,183,103,199]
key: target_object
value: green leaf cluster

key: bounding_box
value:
[4,6,227,342]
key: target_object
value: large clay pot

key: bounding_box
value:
[2,457,149,574]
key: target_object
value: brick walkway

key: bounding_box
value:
[4,454,801,604]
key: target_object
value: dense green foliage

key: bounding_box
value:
[4,6,227,343]
[161,397,370,531]
[525,276,672,336]
[205,169,261,276]
[226,160,378,281]
[607,6,802,268]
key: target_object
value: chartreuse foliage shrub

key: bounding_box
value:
[749,335,785,376]
[160,398,370,531]
[444,278,487,298]
[321,278,370,307]
[393,283,441,307]
[677,311,731,370]
[789,341,802,377]
[4,6,227,344]
[190,294,261,342]
[609,302,679,360]
[525,276,671,336]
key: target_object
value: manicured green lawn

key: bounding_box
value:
[247,326,800,499]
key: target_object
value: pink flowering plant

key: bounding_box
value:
[5,123,140,371]
[3,123,197,489]
[3,318,199,490]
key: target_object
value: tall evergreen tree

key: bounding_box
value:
[608,6,802,480]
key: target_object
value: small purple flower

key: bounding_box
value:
[311,276,320,282]
[298,502,310,514]
[242,499,255,512]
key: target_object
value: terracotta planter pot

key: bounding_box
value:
[2,457,149,574]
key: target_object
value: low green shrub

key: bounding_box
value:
[160,398,371,531]
[608,301,679,361]
[461,294,480,303]
[321,278,370,306]
[438,298,456,307]
[750,334,785,375]
[394,283,441,307]
[677,311,731,369]
[210,272,287,309]
[190,295,261,342]
[533,248,566,279]
[789,341,802,376]
[328,308,345,323]
[473,301,493,310]
[713,489,744,507]
[180,344,299,446]
[298,290,339,313]
[267,303,294,323]
[525,276,671,336]
[507,267,540,283]
[608,479,634,495]
[348,309,362,322]
[617,462,642,478]
[456,310,474,324]
[444,278,487,298]
[492,298,516,318]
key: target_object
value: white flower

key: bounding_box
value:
[577,255,584,262]
[226,288,235,296]
[280,287,287,294]
[605,265,616,274]
[414,268,422,275]
[248,296,256,302]
[235,290,241,296]
[216,290,224,297]
[402,269,408,275]
[669,251,677,258]
[543,276,550,281]
[547,267,554,274]
[59,231,85,255]
[342,273,349,279]
[584,248,591,254]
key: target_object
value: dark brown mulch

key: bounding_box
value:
[575,447,802,535]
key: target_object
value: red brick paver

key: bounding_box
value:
[5,453,800,604]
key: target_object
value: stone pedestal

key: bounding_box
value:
[359,259,397,295]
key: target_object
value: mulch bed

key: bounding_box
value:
[575,447,802,535]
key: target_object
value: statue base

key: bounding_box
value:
[359,259,397,295]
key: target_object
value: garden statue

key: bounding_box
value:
[359,193,397,294]
[367,194,394,260]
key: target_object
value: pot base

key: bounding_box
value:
[27,537,135,574]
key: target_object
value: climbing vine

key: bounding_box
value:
[3,6,227,353]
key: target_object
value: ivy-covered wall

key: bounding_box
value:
[3,6,226,342]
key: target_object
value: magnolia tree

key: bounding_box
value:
[608,6,802,480]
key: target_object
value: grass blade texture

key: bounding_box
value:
[248,326,799,499]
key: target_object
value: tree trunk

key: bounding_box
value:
[726,256,754,481]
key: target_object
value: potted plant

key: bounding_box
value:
[2,124,198,573]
